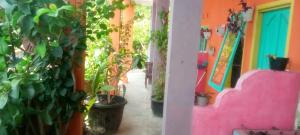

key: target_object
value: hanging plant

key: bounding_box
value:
[200,26,212,39]
[240,0,254,22]
[227,9,242,34]
[226,0,253,34]
[216,25,226,37]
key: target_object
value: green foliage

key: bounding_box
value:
[132,5,150,69]
[151,11,169,101]
[0,0,86,134]
[84,0,129,111]
[85,0,126,81]
[153,71,165,101]
[85,0,126,41]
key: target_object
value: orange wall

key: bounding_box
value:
[201,0,300,102]
[111,0,135,52]
[110,0,135,83]
[284,0,300,72]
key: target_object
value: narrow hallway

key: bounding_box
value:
[115,70,162,135]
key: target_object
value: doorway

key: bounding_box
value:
[231,38,244,88]
[257,7,290,69]
[250,1,293,69]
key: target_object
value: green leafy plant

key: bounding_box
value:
[0,1,86,134]
[227,0,251,34]
[132,5,151,69]
[84,0,129,110]
[151,11,168,101]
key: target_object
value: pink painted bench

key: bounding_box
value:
[233,129,300,135]
[192,70,300,135]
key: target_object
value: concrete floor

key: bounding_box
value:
[114,70,162,135]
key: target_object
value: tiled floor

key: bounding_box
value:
[114,70,162,135]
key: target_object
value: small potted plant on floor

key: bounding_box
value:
[86,65,128,135]
[84,0,130,134]
[195,92,212,107]
[268,55,289,71]
[84,43,130,134]
[151,70,165,117]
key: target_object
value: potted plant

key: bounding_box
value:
[208,46,215,56]
[216,25,226,37]
[83,0,130,134]
[240,0,254,22]
[84,43,130,134]
[151,70,165,117]
[195,92,211,107]
[268,55,289,71]
[0,1,86,134]
[201,26,212,39]
[150,10,169,117]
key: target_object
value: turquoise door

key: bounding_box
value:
[257,7,290,69]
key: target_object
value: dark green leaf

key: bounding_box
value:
[0,38,8,55]
[101,85,115,92]
[21,15,34,36]
[33,8,51,24]
[18,4,31,15]
[99,24,107,30]
[0,94,8,109]
[12,11,22,27]
[96,0,105,5]
[10,79,21,99]
[0,56,6,71]
[59,88,67,96]
[51,46,63,58]
[65,79,74,87]
[40,111,53,125]
[26,85,35,99]
[70,92,85,102]
[0,126,8,135]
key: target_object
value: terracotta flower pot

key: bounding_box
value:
[242,8,254,22]
[196,96,209,107]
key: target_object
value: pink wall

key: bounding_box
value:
[192,70,300,135]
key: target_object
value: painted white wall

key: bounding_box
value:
[162,0,202,135]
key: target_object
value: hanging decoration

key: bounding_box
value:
[216,25,226,37]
